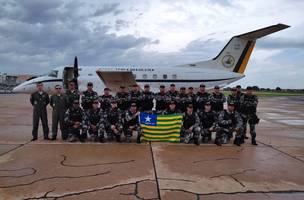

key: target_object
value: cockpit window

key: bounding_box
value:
[47,70,58,77]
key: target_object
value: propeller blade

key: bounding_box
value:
[73,56,79,89]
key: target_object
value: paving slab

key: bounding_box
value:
[0,143,157,200]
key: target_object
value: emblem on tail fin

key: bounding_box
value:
[222,55,235,68]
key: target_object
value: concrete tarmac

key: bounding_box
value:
[0,94,303,200]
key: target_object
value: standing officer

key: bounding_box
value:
[66,80,80,108]
[155,85,169,114]
[129,84,142,109]
[178,87,189,112]
[81,82,98,111]
[187,87,196,109]
[196,84,211,111]
[30,82,50,141]
[199,102,218,143]
[104,98,123,142]
[227,87,241,111]
[181,104,201,145]
[64,99,87,142]
[216,102,243,146]
[162,100,181,115]
[124,102,141,143]
[50,85,68,140]
[99,88,113,110]
[141,84,154,112]
[211,85,226,114]
[86,99,105,142]
[115,86,129,111]
[240,86,259,145]
[166,83,179,103]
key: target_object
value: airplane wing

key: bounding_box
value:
[96,70,137,92]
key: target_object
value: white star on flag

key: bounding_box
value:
[145,115,151,123]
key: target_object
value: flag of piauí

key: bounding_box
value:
[140,112,182,142]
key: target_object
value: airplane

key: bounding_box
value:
[13,23,290,95]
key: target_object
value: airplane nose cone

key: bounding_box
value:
[12,85,22,93]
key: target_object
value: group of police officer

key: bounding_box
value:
[30,81,259,146]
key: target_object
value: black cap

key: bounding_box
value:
[160,85,165,88]
[144,84,150,88]
[200,84,205,87]
[246,86,252,90]
[132,84,138,87]
[169,100,176,104]
[188,87,193,90]
[120,85,125,89]
[130,102,137,107]
[87,82,93,86]
[104,87,110,91]
[228,102,235,106]
[236,85,241,89]
[214,85,220,89]
[73,99,80,104]
[170,84,175,87]
[187,103,194,108]
[180,87,186,90]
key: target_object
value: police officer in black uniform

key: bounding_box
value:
[240,86,259,145]
[166,84,179,103]
[162,100,181,115]
[81,82,98,111]
[155,85,169,114]
[141,84,154,112]
[86,99,105,142]
[129,84,142,109]
[104,98,123,142]
[199,101,218,143]
[50,85,68,140]
[181,104,201,145]
[115,86,129,111]
[124,102,141,143]
[196,84,211,111]
[211,85,226,114]
[99,88,113,111]
[66,80,80,109]
[64,99,87,142]
[187,87,196,109]
[178,87,190,112]
[216,102,243,146]
[30,82,50,141]
[227,87,240,111]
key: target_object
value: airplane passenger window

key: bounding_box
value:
[153,74,157,79]
[143,74,147,79]
[48,70,58,77]
[163,74,167,79]
[172,74,177,79]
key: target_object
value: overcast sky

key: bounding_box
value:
[0,0,303,88]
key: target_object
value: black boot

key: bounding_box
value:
[136,135,141,144]
[251,137,258,145]
[194,137,199,146]
[240,135,245,144]
[234,137,241,146]
[214,138,222,146]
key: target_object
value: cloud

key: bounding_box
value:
[94,3,123,16]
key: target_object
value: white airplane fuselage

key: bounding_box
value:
[12,65,244,95]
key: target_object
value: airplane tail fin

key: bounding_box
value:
[212,23,290,74]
